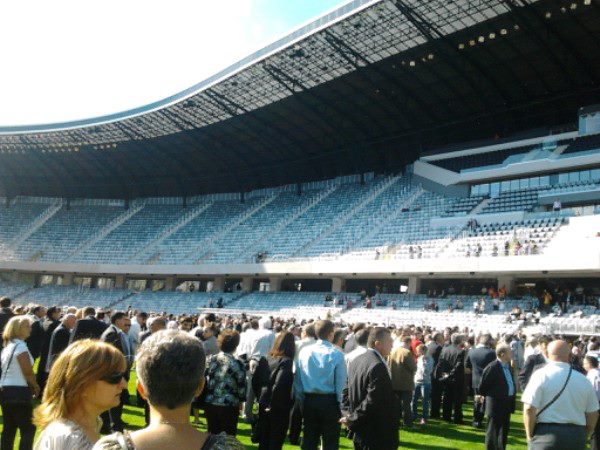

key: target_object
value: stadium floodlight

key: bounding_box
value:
[489,32,496,39]
[584,0,592,5]
[458,43,465,49]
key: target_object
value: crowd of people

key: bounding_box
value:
[1,294,600,449]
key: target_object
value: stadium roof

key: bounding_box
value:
[1,0,599,198]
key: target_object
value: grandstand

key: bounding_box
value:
[1,0,600,327]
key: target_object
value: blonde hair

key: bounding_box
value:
[2,315,33,346]
[33,339,126,430]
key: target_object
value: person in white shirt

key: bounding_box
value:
[127,311,147,353]
[1,315,40,450]
[522,340,599,449]
[344,328,370,368]
[584,355,600,450]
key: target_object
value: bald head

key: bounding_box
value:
[547,340,571,363]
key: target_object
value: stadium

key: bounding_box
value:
[2,0,600,448]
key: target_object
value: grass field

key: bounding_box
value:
[0,368,529,449]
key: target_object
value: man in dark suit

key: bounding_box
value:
[0,297,14,349]
[70,306,108,342]
[100,311,129,433]
[427,332,444,419]
[467,334,496,428]
[342,327,399,450]
[37,306,62,391]
[518,336,549,389]
[478,344,516,450]
[26,305,46,360]
[46,313,77,372]
[436,333,466,424]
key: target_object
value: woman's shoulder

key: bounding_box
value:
[35,420,94,450]
[203,432,245,450]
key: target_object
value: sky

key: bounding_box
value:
[0,0,347,127]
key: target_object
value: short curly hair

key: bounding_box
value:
[136,330,206,409]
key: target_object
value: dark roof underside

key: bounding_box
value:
[1,0,599,198]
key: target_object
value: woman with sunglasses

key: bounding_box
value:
[33,339,128,450]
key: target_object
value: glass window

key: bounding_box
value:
[490,182,501,197]
[530,177,540,188]
[520,178,529,189]
[581,170,591,182]
[569,171,580,182]
[471,185,480,196]
[539,176,550,187]
[479,183,489,196]
[558,172,569,184]
[510,179,520,191]
[592,169,600,181]
[501,181,511,192]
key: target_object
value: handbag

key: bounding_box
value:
[0,343,33,405]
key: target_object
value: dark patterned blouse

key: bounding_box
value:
[205,351,247,407]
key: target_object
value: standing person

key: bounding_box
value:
[519,336,550,389]
[341,327,398,450]
[128,312,147,354]
[294,319,347,450]
[436,333,466,424]
[289,323,316,446]
[584,355,600,450]
[25,305,46,360]
[0,297,14,349]
[1,316,40,450]
[33,339,128,450]
[412,344,433,425]
[45,314,77,374]
[256,332,295,450]
[204,329,247,437]
[523,340,599,449]
[137,317,167,426]
[389,335,417,428]
[70,307,107,342]
[99,312,130,434]
[344,329,370,368]
[36,306,61,393]
[467,334,496,428]
[477,344,516,450]
[428,332,444,419]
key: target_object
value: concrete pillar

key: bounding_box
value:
[62,274,74,286]
[115,275,126,289]
[212,277,225,292]
[241,277,253,293]
[165,276,177,292]
[408,276,421,295]
[497,276,516,295]
[269,277,282,292]
[332,277,344,293]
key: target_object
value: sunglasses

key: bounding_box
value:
[101,372,126,385]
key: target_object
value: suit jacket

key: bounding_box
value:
[436,344,465,385]
[139,330,152,344]
[48,325,72,371]
[467,346,496,389]
[71,316,108,342]
[26,317,45,359]
[257,356,294,413]
[478,360,516,417]
[343,350,399,450]
[38,319,61,375]
[518,353,546,389]
[389,346,417,392]
[101,324,125,354]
